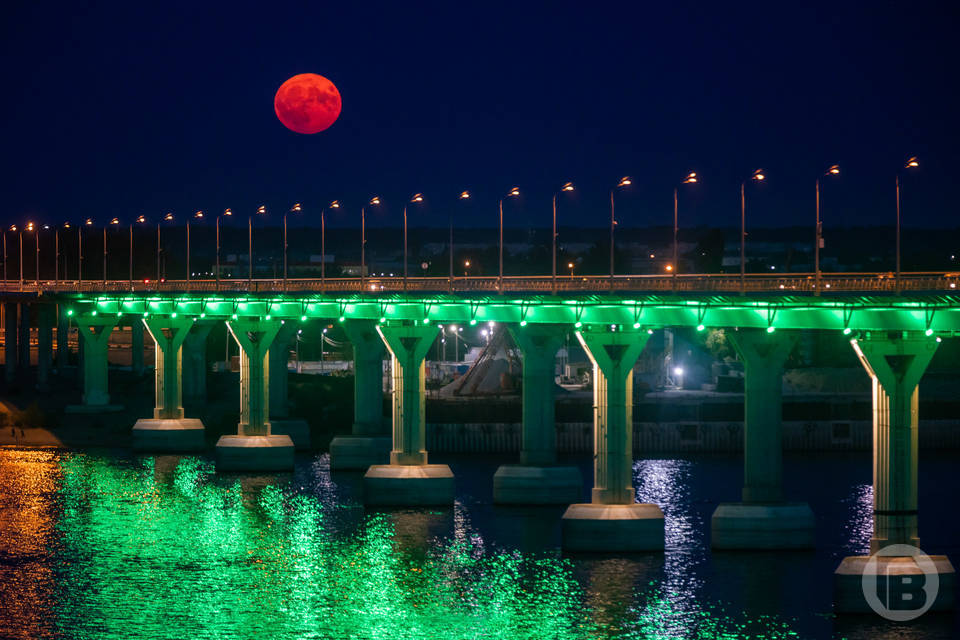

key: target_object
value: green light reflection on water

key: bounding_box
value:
[50,453,804,640]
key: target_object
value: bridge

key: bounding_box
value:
[1,272,956,612]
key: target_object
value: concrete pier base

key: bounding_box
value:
[215,435,295,472]
[493,465,583,504]
[363,464,455,506]
[562,503,665,552]
[269,419,311,450]
[834,555,956,614]
[329,436,391,470]
[132,418,206,452]
[711,502,815,549]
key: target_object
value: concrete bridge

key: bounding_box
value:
[1,273,957,612]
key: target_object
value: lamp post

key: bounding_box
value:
[129,216,144,287]
[610,176,631,291]
[106,219,119,286]
[18,225,25,289]
[284,203,301,290]
[740,169,765,294]
[403,193,424,292]
[361,197,380,292]
[321,201,339,292]
[81,218,93,287]
[249,205,265,285]
[33,223,41,286]
[216,208,231,289]
[187,210,203,289]
[815,165,840,295]
[454,191,470,291]
[499,187,519,293]
[158,213,174,283]
[673,172,698,290]
[4,226,12,283]
[552,182,575,295]
[896,157,920,294]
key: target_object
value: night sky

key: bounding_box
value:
[2,2,957,233]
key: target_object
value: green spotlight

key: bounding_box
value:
[696,323,705,331]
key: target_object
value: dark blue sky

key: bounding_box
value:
[1,1,957,233]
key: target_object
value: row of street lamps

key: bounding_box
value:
[3,157,922,293]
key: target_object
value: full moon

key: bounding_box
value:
[274,73,342,134]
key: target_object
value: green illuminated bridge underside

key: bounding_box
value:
[59,291,960,333]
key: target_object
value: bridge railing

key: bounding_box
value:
[0,272,957,295]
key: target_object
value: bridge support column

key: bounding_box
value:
[711,329,814,549]
[364,323,453,505]
[18,303,30,372]
[330,320,390,469]
[56,305,69,373]
[132,317,205,452]
[835,332,955,612]
[36,304,53,392]
[215,318,293,471]
[562,329,664,551]
[131,319,145,377]
[494,324,581,504]
[182,321,213,405]
[268,321,310,450]
[4,302,17,384]
[66,315,121,411]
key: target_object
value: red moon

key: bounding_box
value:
[274,73,342,134]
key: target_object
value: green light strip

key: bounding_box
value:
[60,292,960,332]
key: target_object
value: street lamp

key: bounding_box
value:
[815,165,840,294]
[55,222,72,284]
[404,193,424,292]
[80,218,94,286]
[498,187,520,293]
[186,210,203,288]
[552,181,575,294]
[106,218,119,286]
[740,169,765,294]
[249,205,265,285]
[463,259,471,277]
[361,197,380,292]
[672,172,697,289]
[896,157,920,294]
[450,190,470,291]
[3,225,13,284]
[158,212,174,282]
[609,176,631,291]
[216,208,231,288]
[284,203,301,289]
[568,261,575,277]
[320,200,339,291]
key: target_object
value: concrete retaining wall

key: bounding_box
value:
[425,419,960,453]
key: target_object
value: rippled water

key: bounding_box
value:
[0,448,957,639]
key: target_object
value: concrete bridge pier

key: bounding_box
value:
[562,329,664,551]
[267,321,310,450]
[56,305,69,373]
[364,323,454,505]
[132,317,205,452]
[66,315,121,412]
[18,303,30,374]
[835,332,955,613]
[36,304,53,391]
[130,319,145,377]
[711,329,814,549]
[494,324,582,504]
[329,320,390,469]
[182,321,213,405]
[4,302,17,384]
[215,318,294,471]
